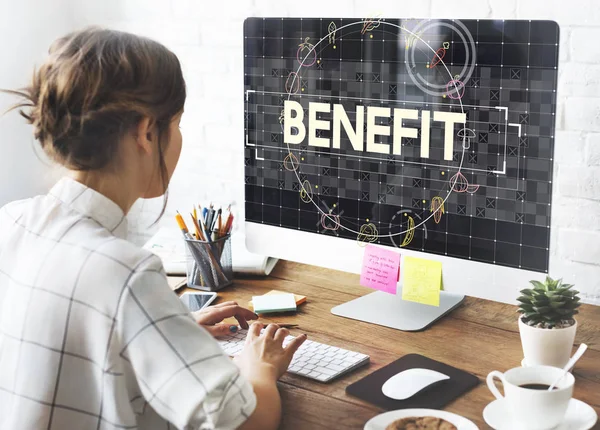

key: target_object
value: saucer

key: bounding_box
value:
[483,397,598,430]
[364,409,478,430]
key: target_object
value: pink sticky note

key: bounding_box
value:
[360,244,401,294]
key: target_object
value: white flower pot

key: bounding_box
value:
[518,316,577,368]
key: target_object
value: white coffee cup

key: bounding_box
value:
[486,365,574,430]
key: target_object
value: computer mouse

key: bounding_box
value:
[382,368,450,400]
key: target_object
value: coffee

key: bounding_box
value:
[519,383,556,390]
[487,367,574,430]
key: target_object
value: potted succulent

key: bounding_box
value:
[517,276,581,368]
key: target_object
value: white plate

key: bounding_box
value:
[483,398,598,430]
[364,409,479,430]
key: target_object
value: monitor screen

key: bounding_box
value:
[244,18,558,273]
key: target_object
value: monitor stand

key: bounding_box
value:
[331,289,465,332]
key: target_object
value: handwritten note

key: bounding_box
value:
[360,244,400,294]
[402,256,442,307]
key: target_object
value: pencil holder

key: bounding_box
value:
[184,235,233,291]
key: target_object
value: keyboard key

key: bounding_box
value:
[326,363,345,372]
[314,366,336,376]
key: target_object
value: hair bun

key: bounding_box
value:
[3,27,186,171]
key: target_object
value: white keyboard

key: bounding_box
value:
[217,329,370,382]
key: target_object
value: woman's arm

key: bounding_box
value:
[235,323,307,430]
[115,260,260,429]
[237,370,281,430]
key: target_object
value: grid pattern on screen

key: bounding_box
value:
[244,18,559,272]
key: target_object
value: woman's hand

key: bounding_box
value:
[192,301,258,337]
[233,322,307,383]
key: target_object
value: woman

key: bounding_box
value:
[0,27,305,430]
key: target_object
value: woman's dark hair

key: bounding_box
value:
[4,27,186,217]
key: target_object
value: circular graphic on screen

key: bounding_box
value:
[405,19,477,97]
[283,19,474,240]
[389,210,428,248]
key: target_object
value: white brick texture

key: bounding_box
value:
[558,230,600,265]
[570,28,600,63]
[559,63,600,97]
[564,97,600,132]
[557,165,600,201]
[518,0,600,26]
[586,133,600,166]
[554,131,586,165]
[430,0,491,19]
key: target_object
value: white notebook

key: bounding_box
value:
[143,227,278,276]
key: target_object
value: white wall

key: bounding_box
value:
[1,0,599,305]
[0,0,74,204]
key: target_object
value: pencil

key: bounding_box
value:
[222,207,232,236]
[190,212,205,241]
[175,211,191,238]
[225,213,234,234]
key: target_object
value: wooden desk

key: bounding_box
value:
[171,261,600,429]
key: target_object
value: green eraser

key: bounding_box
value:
[252,293,297,314]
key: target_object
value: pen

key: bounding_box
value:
[210,206,219,231]
[206,203,215,233]
[211,215,221,241]
[197,211,210,241]
[216,210,223,238]
[229,324,299,333]
[198,204,211,240]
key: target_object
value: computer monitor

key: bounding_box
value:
[243,18,559,330]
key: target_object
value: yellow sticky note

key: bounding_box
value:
[402,256,442,307]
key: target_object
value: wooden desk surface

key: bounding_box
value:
[171,261,600,429]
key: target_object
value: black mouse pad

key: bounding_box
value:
[346,354,479,410]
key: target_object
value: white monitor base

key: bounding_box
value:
[331,290,465,332]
